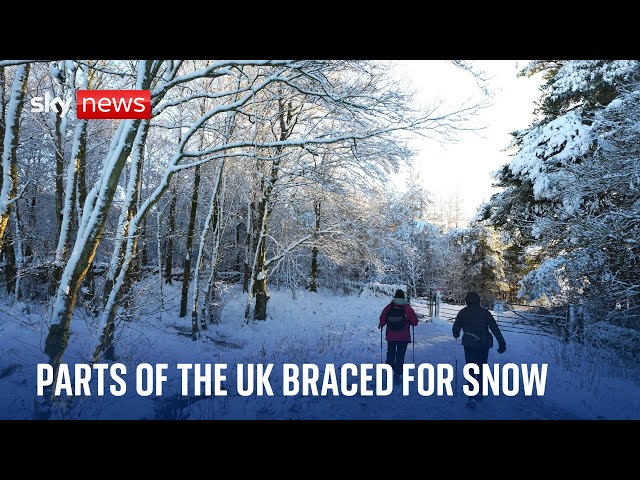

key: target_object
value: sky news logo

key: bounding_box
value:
[30,90,151,119]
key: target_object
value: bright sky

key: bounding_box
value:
[393,60,545,224]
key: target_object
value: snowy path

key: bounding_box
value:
[368,301,582,419]
[180,294,631,420]
[1,288,639,419]
[219,299,582,420]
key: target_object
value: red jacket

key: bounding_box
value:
[379,302,419,342]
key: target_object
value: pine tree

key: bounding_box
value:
[482,60,640,316]
[455,224,508,303]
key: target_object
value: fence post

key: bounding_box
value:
[435,290,441,320]
[495,301,504,325]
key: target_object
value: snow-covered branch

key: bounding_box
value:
[264,226,343,269]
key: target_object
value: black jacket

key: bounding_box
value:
[452,294,506,349]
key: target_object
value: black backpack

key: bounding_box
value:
[386,304,407,331]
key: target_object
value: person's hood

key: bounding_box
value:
[465,291,480,306]
[392,298,408,306]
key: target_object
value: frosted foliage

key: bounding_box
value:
[509,111,591,200]
[488,60,640,308]
[549,60,639,100]
[531,217,555,240]
[561,184,582,216]
[363,282,407,297]
[518,257,565,300]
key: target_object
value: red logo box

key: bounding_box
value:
[76,90,151,120]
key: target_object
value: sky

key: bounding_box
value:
[392,60,545,224]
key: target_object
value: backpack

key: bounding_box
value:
[386,304,407,331]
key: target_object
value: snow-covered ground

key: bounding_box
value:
[1,284,639,419]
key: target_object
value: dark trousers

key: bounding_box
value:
[463,346,489,399]
[386,341,409,375]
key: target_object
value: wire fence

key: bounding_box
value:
[411,294,581,341]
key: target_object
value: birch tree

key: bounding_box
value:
[45,61,156,372]
[53,62,89,280]
[92,61,303,359]
[191,159,224,336]
[0,63,30,248]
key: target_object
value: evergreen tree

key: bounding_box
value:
[453,224,508,303]
[481,60,640,318]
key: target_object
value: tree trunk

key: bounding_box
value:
[25,184,36,259]
[12,205,24,300]
[242,199,252,293]
[54,110,64,237]
[251,95,298,320]
[133,155,146,278]
[235,223,242,273]
[140,215,148,269]
[191,160,224,336]
[0,66,5,187]
[204,186,225,326]
[103,121,149,300]
[44,60,154,373]
[156,202,164,314]
[53,119,87,288]
[75,124,93,301]
[100,121,149,358]
[164,184,177,285]
[3,225,15,294]
[0,64,30,250]
[253,224,269,320]
[179,163,201,318]
[76,125,88,225]
[310,200,321,292]
[204,189,224,325]
[0,67,5,280]
[252,160,280,321]
[45,115,147,373]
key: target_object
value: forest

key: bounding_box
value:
[0,60,638,387]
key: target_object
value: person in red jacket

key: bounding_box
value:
[379,289,420,382]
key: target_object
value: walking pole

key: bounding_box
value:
[380,326,383,363]
[412,324,415,363]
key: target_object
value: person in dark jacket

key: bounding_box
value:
[379,289,420,383]
[452,291,506,406]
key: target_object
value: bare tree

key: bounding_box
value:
[0,64,30,249]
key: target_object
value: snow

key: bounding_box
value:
[191,159,225,317]
[508,111,591,200]
[0,64,29,219]
[104,121,148,284]
[54,119,87,265]
[518,257,566,300]
[51,110,143,328]
[1,285,639,419]
[549,61,639,101]
[491,62,640,308]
